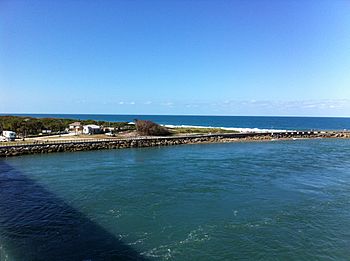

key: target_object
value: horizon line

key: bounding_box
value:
[1,112,349,119]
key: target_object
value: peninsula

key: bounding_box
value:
[1,116,349,157]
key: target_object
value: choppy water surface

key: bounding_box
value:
[1,139,350,260]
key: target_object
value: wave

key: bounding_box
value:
[163,124,291,133]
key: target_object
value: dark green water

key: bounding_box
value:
[1,139,350,260]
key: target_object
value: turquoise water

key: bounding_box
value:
[1,139,350,260]
[8,113,350,130]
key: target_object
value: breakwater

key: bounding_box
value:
[1,131,349,157]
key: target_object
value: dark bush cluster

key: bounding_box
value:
[0,116,65,136]
[135,120,171,136]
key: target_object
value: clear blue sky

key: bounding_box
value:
[1,0,350,116]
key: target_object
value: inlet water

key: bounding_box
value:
[1,139,350,260]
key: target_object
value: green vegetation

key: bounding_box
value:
[0,116,238,139]
[0,116,133,137]
[135,120,171,136]
[134,120,237,136]
[169,127,238,135]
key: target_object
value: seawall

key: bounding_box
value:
[0,131,349,157]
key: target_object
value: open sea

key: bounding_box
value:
[1,138,350,260]
[6,114,350,131]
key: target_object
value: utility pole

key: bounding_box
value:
[23,118,29,141]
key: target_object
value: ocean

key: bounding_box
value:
[6,113,350,131]
[1,139,350,260]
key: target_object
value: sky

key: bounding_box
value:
[1,0,350,116]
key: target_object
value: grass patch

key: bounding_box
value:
[169,127,238,135]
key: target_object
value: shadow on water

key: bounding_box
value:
[0,161,149,261]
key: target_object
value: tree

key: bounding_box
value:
[135,120,170,136]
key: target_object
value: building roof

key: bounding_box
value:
[69,122,81,126]
[2,130,16,133]
[83,124,100,129]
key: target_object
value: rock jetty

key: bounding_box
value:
[0,131,349,157]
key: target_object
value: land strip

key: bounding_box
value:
[1,131,349,157]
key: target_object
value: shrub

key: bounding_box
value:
[135,120,170,136]
[0,116,133,137]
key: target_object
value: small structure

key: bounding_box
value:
[2,131,16,141]
[83,124,101,135]
[69,122,83,134]
[42,129,52,134]
[103,126,117,133]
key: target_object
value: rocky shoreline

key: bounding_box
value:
[1,131,349,158]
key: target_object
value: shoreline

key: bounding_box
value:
[163,124,292,133]
[1,131,350,158]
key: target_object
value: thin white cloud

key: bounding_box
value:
[160,102,174,107]
[118,101,135,105]
[185,104,199,108]
[191,99,350,116]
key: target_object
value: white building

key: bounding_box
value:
[2,131,16,141]
[69,122,83,134]
[83,124,101,135]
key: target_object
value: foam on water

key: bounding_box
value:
[163,124,290,133]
